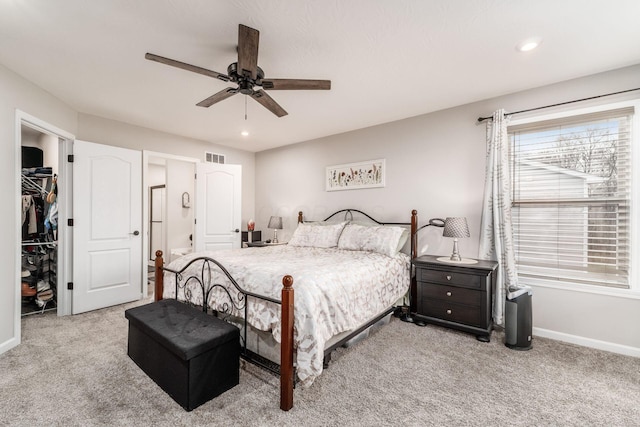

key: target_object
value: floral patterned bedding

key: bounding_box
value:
[163,245,410,386]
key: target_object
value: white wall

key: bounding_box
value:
[147,162,166,187]
[165,159,195,256]
[0,64,78,354]
[255,64,640,355]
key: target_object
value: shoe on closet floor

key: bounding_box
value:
[21,262,37,275]
[36,280,50,292]
[35,289,54,307]
[21,282,36,297]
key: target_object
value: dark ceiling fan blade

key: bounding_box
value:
[237,24,259,80]
[261,79,331,90]
[250,90,288,117]
[196,87,239,107]
[145,53,230,82]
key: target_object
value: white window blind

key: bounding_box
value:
[509,107,633,289]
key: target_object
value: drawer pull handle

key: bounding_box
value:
[446,309,452,315]
[446,291,452,297]
[446,275,452,281]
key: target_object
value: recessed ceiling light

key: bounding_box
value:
[241,131,249,137]
[516,37,542,52]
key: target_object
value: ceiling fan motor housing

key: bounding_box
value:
[227,62,265,94]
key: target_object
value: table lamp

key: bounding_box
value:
[437,217,477,264]
[268,216,283,243]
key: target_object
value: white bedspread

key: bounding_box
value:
[163,245,410,386]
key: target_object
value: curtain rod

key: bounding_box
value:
[476,87,640,123]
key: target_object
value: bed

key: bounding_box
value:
[153,209,420,410]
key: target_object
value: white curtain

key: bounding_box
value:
[479,109,518,326]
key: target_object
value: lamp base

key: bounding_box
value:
[436,257,478,265]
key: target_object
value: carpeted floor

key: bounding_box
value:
[1,299,638,426]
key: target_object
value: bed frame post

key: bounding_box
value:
[410,210,418,314]
[280,275,295,411]
[411,209,418,259]
[154,250,164,302]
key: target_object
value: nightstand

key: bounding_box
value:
[245,241,287,248]
[412,255,498,342]
[242,230,262,244]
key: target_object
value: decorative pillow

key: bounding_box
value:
[396,228,410,253]
[338,223,407,257]
[288,221,347,248]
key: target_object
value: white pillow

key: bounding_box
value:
[288,221,347,248]
[338,223,407,257]
[396,228,410,253]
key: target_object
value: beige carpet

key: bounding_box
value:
[1,299,638,426]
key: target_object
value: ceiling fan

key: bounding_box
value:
[145,24,331,118]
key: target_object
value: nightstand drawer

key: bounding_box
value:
[419,300,482,327]
[418,283,481,307]
[418,269,482,289]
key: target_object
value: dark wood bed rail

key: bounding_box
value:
[153,209,418,412]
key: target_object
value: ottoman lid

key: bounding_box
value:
[125,299,239,360]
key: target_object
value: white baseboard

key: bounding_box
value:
[533,327,640,358]
[0,335,20,356]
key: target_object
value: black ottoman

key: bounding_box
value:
[125,299,240,411]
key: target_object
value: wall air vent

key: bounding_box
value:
[205,152,225,164]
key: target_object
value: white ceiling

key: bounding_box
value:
[1,0,639,152]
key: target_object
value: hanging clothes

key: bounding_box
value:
[21,195,38,235]
[45,200,58,232]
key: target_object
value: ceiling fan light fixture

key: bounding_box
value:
[516,37,542,52]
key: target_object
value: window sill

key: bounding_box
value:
[520,278,640,300]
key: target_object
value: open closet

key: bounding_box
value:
[21,125,59,315]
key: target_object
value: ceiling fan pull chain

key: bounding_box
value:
[245,96,248,120]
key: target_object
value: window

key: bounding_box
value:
[509,106,634,289]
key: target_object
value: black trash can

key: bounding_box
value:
[505,285,532,351]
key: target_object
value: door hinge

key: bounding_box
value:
[67,282,73,290]
[68,154,74,162]
[68,218,74,226]
[194,218,197,224]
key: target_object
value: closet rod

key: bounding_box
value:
[476,87,640,123]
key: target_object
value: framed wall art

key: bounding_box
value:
[326,159,385,191]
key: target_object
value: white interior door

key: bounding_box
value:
[195,163,242,252]
[72,140,142,314]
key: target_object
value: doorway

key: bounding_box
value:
[14,111,74,358]
[16,112,145,320]
[20,125,60,316]
[142,151,199,299]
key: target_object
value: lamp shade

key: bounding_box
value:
[268,216,283,230]
[443,217,470,239]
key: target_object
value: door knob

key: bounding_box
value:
[130,230,140,236]
[232,229,240,233]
